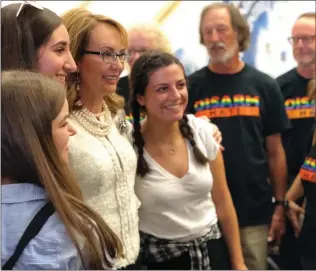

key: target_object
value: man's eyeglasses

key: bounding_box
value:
[16,1,43,18]
[81,50,130,63]
[288,35,316,45]
[128,48,151,55]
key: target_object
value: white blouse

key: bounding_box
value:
[135,115,220,241]
[68,109,139,268]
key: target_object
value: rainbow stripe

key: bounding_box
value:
[300,155,316,183]
[193,94,260,119]
[125,113,145,124]
[301,156,316,172]
[194,94,260,112]
[285,96,315,110]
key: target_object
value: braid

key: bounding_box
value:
[132,100,149,177]
[130,51,190,174]
[129,54,162,176]
[179,115,208,165]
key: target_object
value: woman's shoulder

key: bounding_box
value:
[186,114,215,135]
[2,194,81,269]
[185,114,219,160]
[17,213,81,269]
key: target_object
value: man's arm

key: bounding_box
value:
[265,133,287,243]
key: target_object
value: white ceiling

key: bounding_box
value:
[1,1,170,28]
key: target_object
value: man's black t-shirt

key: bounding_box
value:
[299,145,316,260]
[277,69,314,183]
[187,64,291,227]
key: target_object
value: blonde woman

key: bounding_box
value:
[62,8,140,269]
[62,9,223,269]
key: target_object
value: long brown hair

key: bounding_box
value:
[62,7,127,114]
[129,51,208,177]
[307,78,316,145]
[1,70,123,269]
[1,3,61,70]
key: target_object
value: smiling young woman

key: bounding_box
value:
[129,51,246,270]
[1,70,123,270]
[1,3,77,84]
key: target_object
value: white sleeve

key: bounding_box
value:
[186,114,220,161]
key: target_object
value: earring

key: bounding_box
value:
[76,72,81,92]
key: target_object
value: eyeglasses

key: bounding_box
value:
[81,50,130,63]
[128,48,151,55]
[16,1,43,18]
[288,35,316,45]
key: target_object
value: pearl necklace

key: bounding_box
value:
[71,101,113,137]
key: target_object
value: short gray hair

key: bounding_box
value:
[128,23,172,53]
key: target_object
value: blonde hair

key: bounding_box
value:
[199,2,250,52]
[128,23,172,53]
[62,8,127,114]
[297,12,316,21]
[1,70,123,269]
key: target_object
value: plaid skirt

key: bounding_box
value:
[138,223,222,270]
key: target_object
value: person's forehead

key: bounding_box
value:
[292,18,315,34]
[47,24,70,45]
[128,31,154,48]
[202,7,231,26]
[148,64,184,83]
[129,31,152,41]
[293,17,315,29]
[88,23,124,49]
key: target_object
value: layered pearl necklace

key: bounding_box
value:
[71,101,113,137]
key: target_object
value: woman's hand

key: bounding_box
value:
[210,123,223,148]
[287,200,305,237]
[198,116,224,150]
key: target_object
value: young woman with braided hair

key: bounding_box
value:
[130,51,246,270]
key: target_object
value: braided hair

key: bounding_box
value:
[130,51,208,177]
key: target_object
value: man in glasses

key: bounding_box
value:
[117,23,172,115]
[277,12,316,270]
